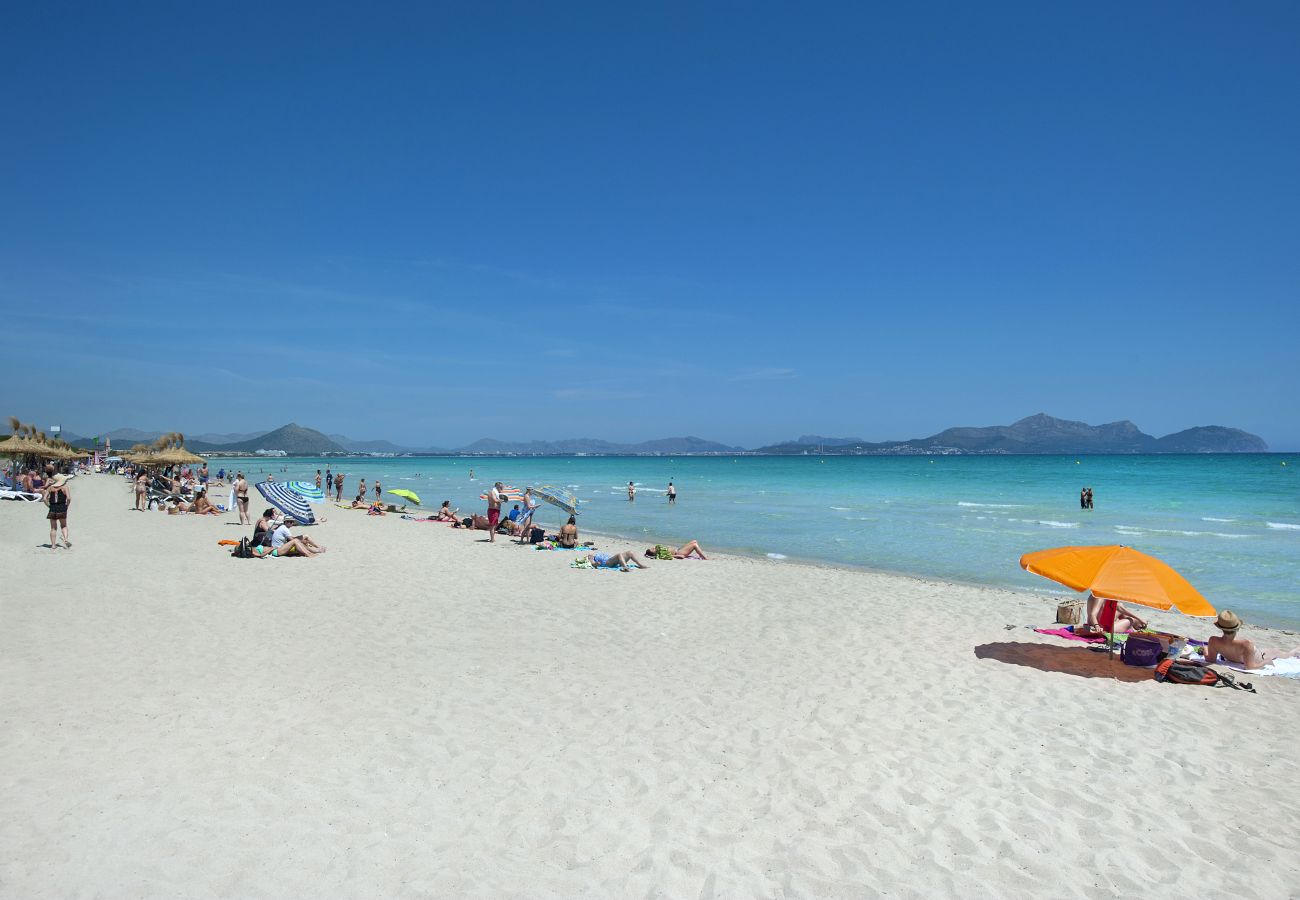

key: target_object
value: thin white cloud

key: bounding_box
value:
[731,367,796,381]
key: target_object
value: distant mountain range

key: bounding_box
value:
[753,414,1268,455]
[59,413,1268,456]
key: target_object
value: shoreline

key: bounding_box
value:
[4,473,1298,896]
[562,523,1300,642]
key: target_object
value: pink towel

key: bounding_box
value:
[1034,626,1106,644]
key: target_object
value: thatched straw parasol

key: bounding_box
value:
[0,434,74,460]
[151,447,205,466]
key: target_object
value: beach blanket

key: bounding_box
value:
[570,558,620,571]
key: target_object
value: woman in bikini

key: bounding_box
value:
[234,472,251,525]
[134,471,148,511]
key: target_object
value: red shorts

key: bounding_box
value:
[487,508,501,526]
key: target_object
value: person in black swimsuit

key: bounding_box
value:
[44,473,71,549]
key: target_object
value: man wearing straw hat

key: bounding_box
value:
[1205,611,1300,670]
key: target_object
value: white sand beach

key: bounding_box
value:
[3,474,1299,898]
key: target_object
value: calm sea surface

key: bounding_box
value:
[208,454,1300,629]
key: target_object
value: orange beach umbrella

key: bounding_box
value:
[1019,545,1216,618]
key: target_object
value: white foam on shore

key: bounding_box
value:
[766,553,788,559]
[1202,517,1236,523]
[1036,520,1080,529]
[1267,522,1300,530]
[957,502,1023,508]
[1117,524,1250,539]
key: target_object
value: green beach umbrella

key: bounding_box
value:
[389,488,421,506]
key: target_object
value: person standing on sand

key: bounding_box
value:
[667,481,676,503]
[234,472,251,525]
[334,472,344,502]
[628,481,636,501]
[315,470,322,491]
[487,481,505,542]
[134,471,148,511]
[44,473,71,549]
[516,487,539,544]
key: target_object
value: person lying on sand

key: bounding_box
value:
[436,501,459,521]
[1076,594,1146,637]
[646,540,708,560]
[585,550,649,571]
[1205,610,1300,670]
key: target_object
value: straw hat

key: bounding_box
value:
[50,473,69,488]
[1214,610,1242,632]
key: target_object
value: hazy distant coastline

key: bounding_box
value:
[35,413,1269,457]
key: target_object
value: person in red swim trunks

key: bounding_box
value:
[486,482,505,542]
[1079,593,1147,637]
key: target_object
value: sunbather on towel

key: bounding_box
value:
[1076,594,1146,637]
[1205,610,1300,670]
[558,516,579,548]
[436,501,459,521]
[585,550,649,571]
[646,540,708,560]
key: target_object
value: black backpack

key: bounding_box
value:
[230,537,256,559]
[1155,659,1255,693]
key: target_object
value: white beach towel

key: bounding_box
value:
[1183,647,1300,679]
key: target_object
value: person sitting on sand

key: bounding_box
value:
[1076,593,1147,637]
[1205,610,1300,670]
[585,550,649,571]
[252,509,277,548]
[367,501,386,516]
[646,540,708,560]
[270,517,326,557]
[558,515,579,548]
[191,490,220,515]
[436,500,459,521]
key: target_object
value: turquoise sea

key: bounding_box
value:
[208,454,1300,629]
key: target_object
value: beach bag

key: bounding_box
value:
[1056,599,1084,625]
[1154,659,1255,693]
[529,527,545,544]
[230,537,255,558]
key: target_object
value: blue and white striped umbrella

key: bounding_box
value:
[284,480,325,502]
[256,481,317,525]
[532,484,581,517]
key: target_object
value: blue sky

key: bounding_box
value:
[2,2,1297,448]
